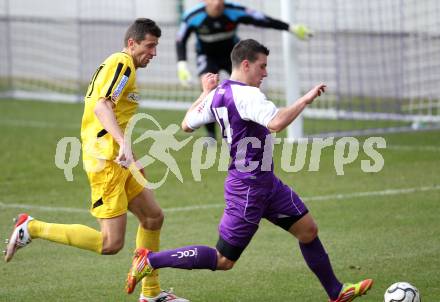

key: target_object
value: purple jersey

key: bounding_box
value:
[186,80,308,255]
[187,80,279,181]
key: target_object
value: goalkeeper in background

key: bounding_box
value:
[4,18,188,302]
[176,0,312,140]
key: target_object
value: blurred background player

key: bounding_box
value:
[176,0,312,140]
[127,39,373,302]
[4,18,188,302]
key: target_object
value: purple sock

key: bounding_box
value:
[299,237,342,300]
[148,245,217,271]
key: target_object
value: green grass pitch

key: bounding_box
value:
[0,99,439,301]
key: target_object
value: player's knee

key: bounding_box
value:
[298,222,318,243]
[102,238,125,255]
[155,210,165,226]
[139,210,164,230]
[102,243,124,255]
[216,255,235,270]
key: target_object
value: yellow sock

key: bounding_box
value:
[136,226,161,297]
[28,220,103,254]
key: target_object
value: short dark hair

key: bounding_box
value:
[230,39,270,68]
[124,18,161,46]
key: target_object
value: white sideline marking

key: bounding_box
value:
[302,185,440,202]
[387,145,440,152]
[0,203,88,213]
[1,185,439,215]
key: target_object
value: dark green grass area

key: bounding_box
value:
[0,99,439,301]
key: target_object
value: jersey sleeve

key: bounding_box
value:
[176,18,194,61]
[95,55,133,104]
[234,87,279,128]
[186,90,216,130]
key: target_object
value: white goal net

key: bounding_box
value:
[0,0,439,136]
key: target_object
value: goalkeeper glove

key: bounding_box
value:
[177,61,192,87]
[289,24,313,40]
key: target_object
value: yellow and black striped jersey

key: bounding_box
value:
[81,52,139,160]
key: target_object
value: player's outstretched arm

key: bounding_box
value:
[181,73,219,132]
[289,24,313,40]
[267,84,326,133]
[176,18,194,87]
[236,6,312,40]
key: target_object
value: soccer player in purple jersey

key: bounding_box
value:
[126,39,373,302]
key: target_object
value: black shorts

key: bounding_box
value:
[196,54,232,76]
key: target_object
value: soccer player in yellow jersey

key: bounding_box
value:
[4,18,188,302]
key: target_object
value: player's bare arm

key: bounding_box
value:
[94,97,134,167]
[267,83,326,133]
[181,73,219,132]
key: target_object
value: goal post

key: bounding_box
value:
[281,0,303,140]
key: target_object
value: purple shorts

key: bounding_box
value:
[218,175,308,250]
